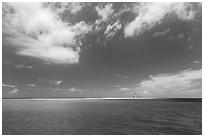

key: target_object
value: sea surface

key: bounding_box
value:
[2,99,202,135]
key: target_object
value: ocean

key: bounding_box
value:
[2,99,202,135]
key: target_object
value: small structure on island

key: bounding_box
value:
[134,93,141,99]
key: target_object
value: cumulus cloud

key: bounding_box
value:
[8,88,18,94]
[14,64,33,69]
[93,3,130,35]
[123,76,128,79]
[177,33,185,42]
[92,3,115,34]
[47,80,63,86]
[38,79,63,86]
[104,20,122,39]
[27,84,35,87]
[69,87,84,92]
[125,3,198,37]
[53,2,83,14]
[114,85,120,88]
[95,3,114,22]
[135,69,202,97]
[166,35,174,40]
[54,80,63,86]
[114,74,128,79]
[186,28,200,50]
[114,74,122,77]
[51,87,84,92]
[152,28,170,37]
[120,87,132,91]
[3,3,91,64]
[192,60,200,64]
[2,83,16,88]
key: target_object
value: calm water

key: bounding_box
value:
[2,99,202,135]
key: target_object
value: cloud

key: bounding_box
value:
[125,3,199,37]
[47,80,63,86]
[8,88,18,94]
[3,3,92,64]
[123,76,128,79]
[2,83,16,88]
[135,69,202,97]
[166,35,174,40]
[14,64,33,69]
[104,20,122,39]
[53,2,84,14]
[51,87,85,92]
[93,4,130,34]
[114,85,120,88]
[38,79,63,86]
[114,74,128,79]
[120,87,132,91]
[114,74,122,77]
[177,33,185,42]
[95,3,114,22]
[152,28,170,37]
[27,84,35,87]
[69,87,84,92]
[192,60,200,64]
[93,3,115,33]
[54,80,63,86]
[186,28,200,50]
[3,83,18,94]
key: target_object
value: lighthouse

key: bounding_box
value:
[134,93,137,98]
[134,93,141,98]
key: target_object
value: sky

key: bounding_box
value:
[2,2,202,98]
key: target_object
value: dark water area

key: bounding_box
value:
[2,99,202,135]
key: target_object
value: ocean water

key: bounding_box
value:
[2,99,202,135]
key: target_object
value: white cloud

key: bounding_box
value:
[123,76,128,79]
[104,20,122,39]
[135,69,202,97]
[152,28,170,37]
[27,84,35,87]
[55,80,63,86]
[177,33,185,42]
[69,87,84,92]
[3,3,91,64]
[95,3,114,22]
[120,87,132,91]
[3,83,18,94]
[38,79,63,86]
[2,83,16,88]
[186,28,200,50]
[14,64,33,69]
[192,60,200,64]
[51,87,85,92]
[8,88,18,94]
[114,74,128,79]
[114,85,120,88]
[93,4,129,33]
[93,4,115,32]
[114,74,122,77]
[166,35,174,40]
[94,19,104,32]
[125,3,198,37]
[48,80,63,86]
[54,2,83,14]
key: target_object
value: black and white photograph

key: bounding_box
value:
[2,2,202,135]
